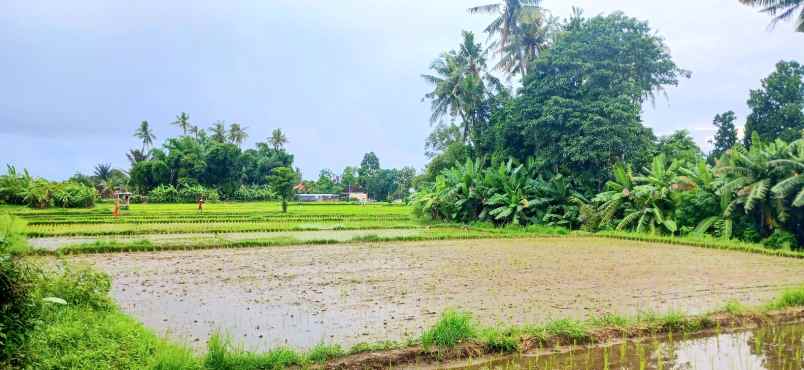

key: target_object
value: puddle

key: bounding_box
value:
[29,228,423,250]
[446,323,804,370]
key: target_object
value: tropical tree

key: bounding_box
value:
[709,111,738,162]
[188,125,201,140]
[228,123,248,147]
[209,121,227,143]
[266,167,297,213]
[126,149,149,166]
[134,120,156,151]
[771,136,804,207]
[171,112,191,135]
[468,0,542,56]
[495,7,555,76]
[422,31,501,144]
[740,0,804,32]
[269,128,288,151]
[93,163,113,182]
[744,61,804,146]
[718,132,789,236]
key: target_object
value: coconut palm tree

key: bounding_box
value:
[188,125,201,140]
[133,120,156,151]
[468,0,543,56]
[126,149,148,166]
[171,112,191,135]
[227,123,248,147]
[422,31,501,143]
[269,128,288,151]
[209,121,227,143]
[495,8,555,76]
[740,0,804,32]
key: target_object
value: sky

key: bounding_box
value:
[1,1,803,180]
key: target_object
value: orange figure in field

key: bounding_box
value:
[113,196,121,218]
[197,196,205,213]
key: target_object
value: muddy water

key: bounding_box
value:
[29,228,423,250]
[64,238,804,352]
[447,323,804,370]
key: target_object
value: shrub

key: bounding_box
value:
[36,264,114,311]
[762,229,798,249]
[204,332,303,370]
[52,182,97,208]
[232,185,276,201]
[421,310,477,349]
[149,185,180,203]
[305,343,344,363]
[0,215,37,368]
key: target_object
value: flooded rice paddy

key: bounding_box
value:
[444,322,804,370]
[62,238,804,351]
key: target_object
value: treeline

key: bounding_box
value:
[415,5,804,248]
[299,152,417,202]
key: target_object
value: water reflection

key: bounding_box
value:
[450,323,803,370]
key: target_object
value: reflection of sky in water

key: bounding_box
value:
[454,323,803,370]
[669,331,764,370]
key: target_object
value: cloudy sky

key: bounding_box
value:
[2,1,803,180]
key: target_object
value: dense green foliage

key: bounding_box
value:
[0,215,36,367]
[744,61,804,146]
[0,166,97,209]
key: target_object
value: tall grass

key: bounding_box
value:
[420,310,477,349]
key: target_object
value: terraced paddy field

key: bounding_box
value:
[44,237,804,352]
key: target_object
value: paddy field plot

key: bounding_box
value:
[53,237,804,351]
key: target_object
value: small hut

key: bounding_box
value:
[114,191,132,210]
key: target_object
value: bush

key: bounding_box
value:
[149,184,220,203]
[52,182,97,208]
[762,229,798,249]
[36,264,114,311]
[232,185,276,201]
[0,215,37,367]
[420,310,477,349]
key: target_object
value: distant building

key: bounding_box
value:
[346,192,368,202]
[296,193,340,202]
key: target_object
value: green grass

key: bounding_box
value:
[420,310,477,349]
[304,343,344,364]
[594,231,804,259]
[204,333,303,370]
[767,285,804,310]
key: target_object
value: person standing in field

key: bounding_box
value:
[197,196,205,213]
[113,196,120,218]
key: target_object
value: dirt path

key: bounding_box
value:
[63,238,804,351]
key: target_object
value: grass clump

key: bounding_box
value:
[421,310,477,349]
[767,286,804,310]
[722,299,747,315]
[588,313,631,329]
[478,327,520,352]
[347,341,402,354]
[204,332,303,370]
[305,343,344,363]
[543,319,590,342]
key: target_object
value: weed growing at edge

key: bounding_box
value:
[421,310,477,349]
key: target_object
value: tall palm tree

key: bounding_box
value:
[93,163,113,182]
[126,149,148,166]
[209,121,227,143]
[171,112,191,135]
[133,120,156,151]
[496,8,555,76]
[422,31,500,143]
[228,123,248,147]
[468,0,543,56]
[188,125,201,140]
[740,0,804,32]
[269,128,288,151]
